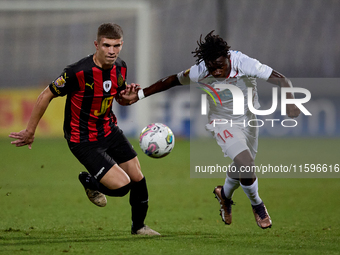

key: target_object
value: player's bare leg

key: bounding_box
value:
[120,157,160,236]
[79,164,131,207]
[79,157,159,235]
[100,164,131,189]
[234,150,272,229]
[119,156,143,182]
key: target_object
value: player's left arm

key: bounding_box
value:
[266,70,301,118]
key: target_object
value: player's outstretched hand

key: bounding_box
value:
[117,83,140,105]
[286,104,300,118]
[9,129,35,149]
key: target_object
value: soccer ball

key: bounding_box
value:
[139,123,175,158]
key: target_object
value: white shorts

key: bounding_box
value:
[205,117,258,161]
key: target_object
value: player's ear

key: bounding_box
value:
[94,40,99,50]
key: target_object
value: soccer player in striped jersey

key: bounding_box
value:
[9,23,160,236]
[123,31,301,229]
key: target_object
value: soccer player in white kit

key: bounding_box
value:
[123,31,300,229]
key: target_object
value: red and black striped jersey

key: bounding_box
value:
[49,54,127,143]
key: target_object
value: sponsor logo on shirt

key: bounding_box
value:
[85,82,94,89]
[197,81,223,106]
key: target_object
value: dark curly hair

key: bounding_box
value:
[192,30,231,65]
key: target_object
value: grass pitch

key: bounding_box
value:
[1,137,339,254]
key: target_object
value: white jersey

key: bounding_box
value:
[178,50,273,121]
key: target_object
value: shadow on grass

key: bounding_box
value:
[1,226,339,255]
[0,227,234,247]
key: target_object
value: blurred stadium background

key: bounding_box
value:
[0,0,339,138]
[1,2,340,253]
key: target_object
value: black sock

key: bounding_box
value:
[98,182,131,197]
[130,177,149,231]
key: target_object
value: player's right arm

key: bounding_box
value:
[142,74,182,97]
[9,86,56,149]
[9,68,76,148]
[121,69,191,104]
[143,68,191,97]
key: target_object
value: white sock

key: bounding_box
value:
[223,176,240,199]
[240,178,262,206]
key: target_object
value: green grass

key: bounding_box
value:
[1,137,339,254]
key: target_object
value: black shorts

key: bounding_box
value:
[68,126,137,181]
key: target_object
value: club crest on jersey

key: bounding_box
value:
[118,74,125,87]
[103,80,112,92]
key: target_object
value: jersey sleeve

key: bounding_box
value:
[49,68,78,97]
[177,68,191,85]
[177,61,209,85]
[116,60,128,96]
[189,61,209,83]
[237,53,273,80]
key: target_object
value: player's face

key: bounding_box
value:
[206,56,231,78]
[94,37,123,69]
